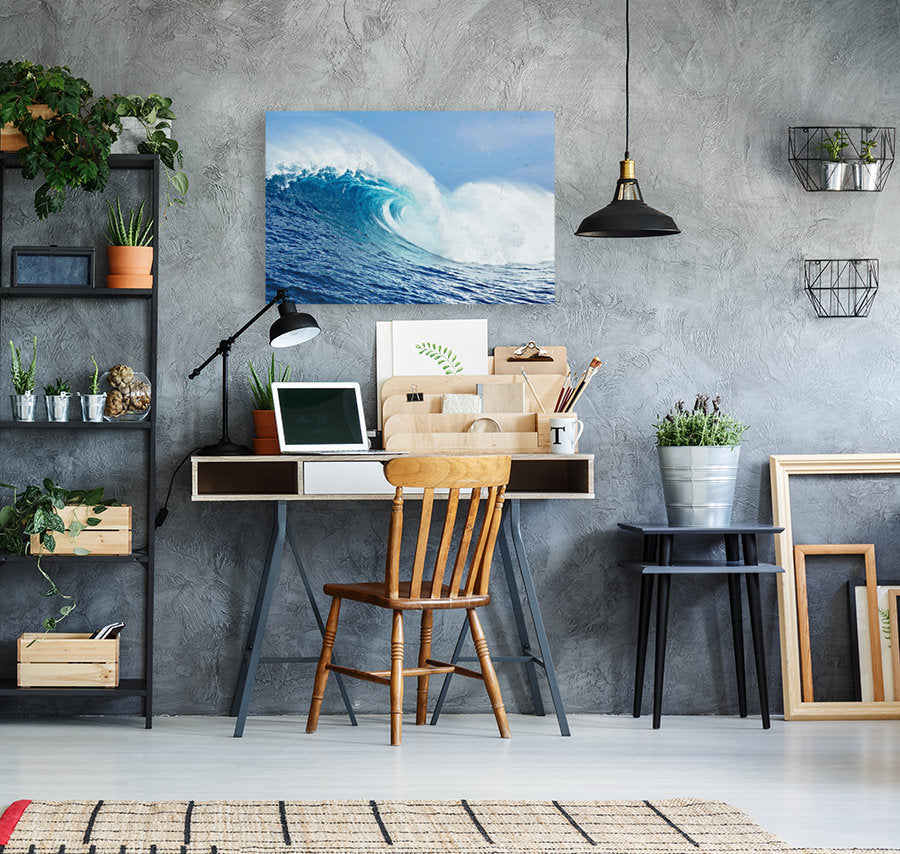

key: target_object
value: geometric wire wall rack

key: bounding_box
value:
[789,127,895,191]
[804,259,879,318]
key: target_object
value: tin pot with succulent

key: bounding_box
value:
[9,337,37,422]
[43,377,72,422]
[817,130,849,190]
[79,356,106,422]
[853,138,880,191]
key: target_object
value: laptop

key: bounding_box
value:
[272,382,370,454]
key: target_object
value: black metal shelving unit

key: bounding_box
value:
[0,152,158,728]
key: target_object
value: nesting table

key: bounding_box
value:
[619,523,784,729]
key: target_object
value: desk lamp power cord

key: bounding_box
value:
[155,446,202,529]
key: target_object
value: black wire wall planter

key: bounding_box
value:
[804,259,879,318]
[789,127,895,191]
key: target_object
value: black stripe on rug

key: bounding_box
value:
[643,801,700,848]
[184,800,194,846]
[278,800,291,846]
[83,801,104,845]
[552,801,596,846]
[461,800,493,845]
[369,801,392,846]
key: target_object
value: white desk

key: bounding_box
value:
[192,453,594,736]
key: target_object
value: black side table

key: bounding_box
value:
[618,523,784,730]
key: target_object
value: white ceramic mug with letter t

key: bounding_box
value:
[549,416,584,454]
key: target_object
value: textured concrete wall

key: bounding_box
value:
[1,0,899,718]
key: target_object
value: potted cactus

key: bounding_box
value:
[817,130,849,190]
[43,377,72,422]
[105,197,153,289]
[79,356,106,422]
[853,138,880,191]
[655,394,749,527]
[9,337,37,421]
[249,355,291,454]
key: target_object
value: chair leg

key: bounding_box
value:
[416,609,433,725]
[390,610,404,746]
[306,597,341,734]
[468,609,511,738]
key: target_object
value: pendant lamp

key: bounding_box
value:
[575,0,680,238]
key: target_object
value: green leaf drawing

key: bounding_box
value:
[415,342,464,375]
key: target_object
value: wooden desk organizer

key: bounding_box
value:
[382,375,568,453]
[17,633,120,688]
[29,505,132,556]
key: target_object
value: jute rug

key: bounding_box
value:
[1,799,896,854]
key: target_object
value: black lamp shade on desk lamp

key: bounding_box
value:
[270,301,320,348]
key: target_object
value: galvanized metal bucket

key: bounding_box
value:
[658,445,740,527]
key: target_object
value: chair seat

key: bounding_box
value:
[323,580,491,610]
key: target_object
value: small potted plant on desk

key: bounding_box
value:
[44,377,72,422]
[79,356,106,422]
[105,197,153,289]
[249,355,291,454]
[854,137,880,191]
[818,130,849,190]
[654,394,749,527]
[9,337,37,421]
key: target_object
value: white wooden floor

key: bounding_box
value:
[0,714,898,849]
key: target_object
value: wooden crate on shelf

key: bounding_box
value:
[29,505,132,556]
[17,633,119,688]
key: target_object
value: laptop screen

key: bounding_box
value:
[272,383,368,452]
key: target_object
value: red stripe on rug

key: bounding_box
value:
[0,800,30,845]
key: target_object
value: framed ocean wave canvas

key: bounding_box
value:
[265,110,555,304]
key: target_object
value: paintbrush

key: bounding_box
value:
[521,368,546,413]
[563,356,603,413]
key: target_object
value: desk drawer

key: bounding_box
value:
[303,460,394,495]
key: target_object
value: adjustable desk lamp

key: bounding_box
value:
[189,288,320,455]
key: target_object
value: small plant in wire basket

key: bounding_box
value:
[654,394,749,447]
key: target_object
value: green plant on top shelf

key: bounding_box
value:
[0,480,119,635]
[106,197,153,246]
[249,354,291,410]
[654,394,749,448]
[113,94,188,211]
[817,130,849,162]
[861,138,878,164]
[0,59,119,219]
[88,355,101,394]
[9,337,37,394]
[44,377,70,396]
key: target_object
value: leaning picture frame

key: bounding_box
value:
[769,453,900,720]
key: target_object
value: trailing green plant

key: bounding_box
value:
[654,394,749,447]
[88,355,101,394]
[9,337,37,394]
[861,138,878,164]
[44,377,70,396]
[106,197,153,246]
[113,94,188,210]
[0,480,119,634]
[249,354,291,410]
[0,59,119,218]
[414,342,463,375]
[817,130,849,163]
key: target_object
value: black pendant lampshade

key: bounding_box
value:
[575,0,680,239]
[269,300,321,347]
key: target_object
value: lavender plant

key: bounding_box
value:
[655,394,748,447]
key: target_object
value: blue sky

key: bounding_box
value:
[266,110,555,192]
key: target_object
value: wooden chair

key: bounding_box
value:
[306,455,512,745]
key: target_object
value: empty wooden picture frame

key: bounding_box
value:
[889,588,900,701]
[770,453,900,720]
[793,544,883,703]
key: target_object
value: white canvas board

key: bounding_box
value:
[390,319,489,378]
[855,585,897,702]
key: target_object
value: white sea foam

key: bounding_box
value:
[267,123,553,266]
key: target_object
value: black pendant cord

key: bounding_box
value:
[624,0,630,160]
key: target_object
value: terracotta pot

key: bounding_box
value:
[1,104,56,152]
[107,245,153,276]
[252,437,281,455]
[252,409,277,438]
[106,274,153,289]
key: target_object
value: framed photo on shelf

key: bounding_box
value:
[11,246,95,288]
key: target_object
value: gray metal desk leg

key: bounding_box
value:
[429,509,545,726]
[508,499,570,736]
[285,527,357,726]
[232,501,286,737]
